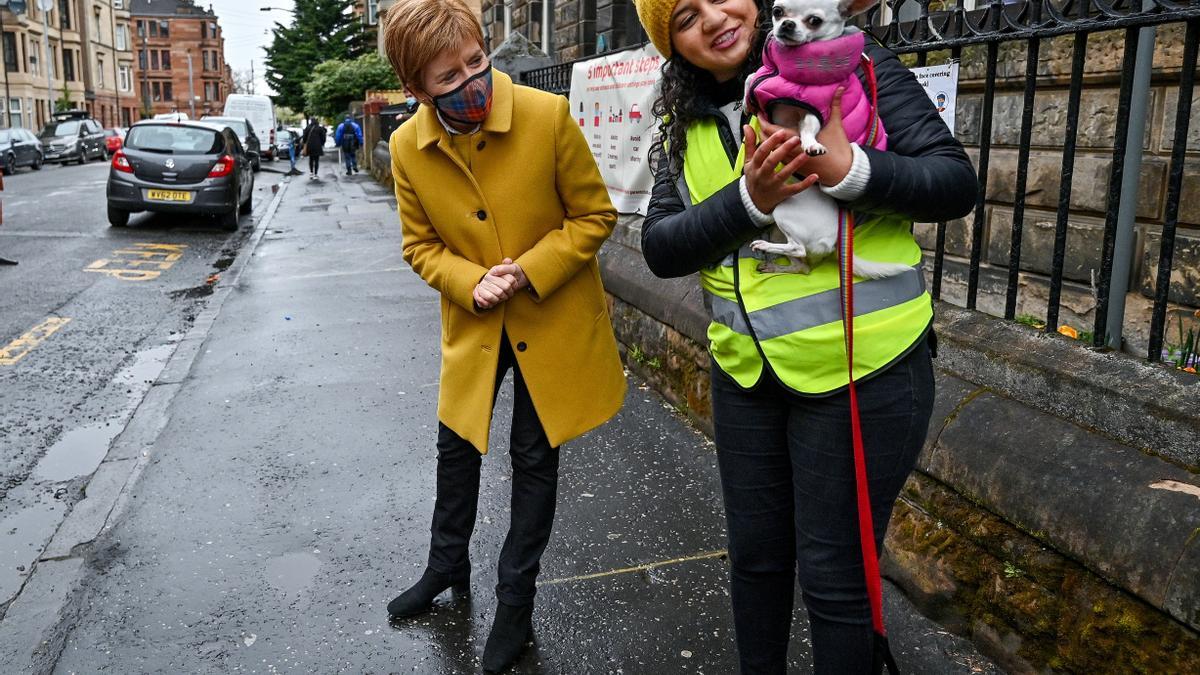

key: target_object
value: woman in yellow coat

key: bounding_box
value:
[380,0,626,671]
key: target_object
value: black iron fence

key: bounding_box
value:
[520,0,1200,365]
[867,0,1199,361]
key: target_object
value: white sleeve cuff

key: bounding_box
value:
[820,143,872,202]
[739,175,776,228]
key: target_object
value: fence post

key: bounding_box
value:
[1104,15,1158,350]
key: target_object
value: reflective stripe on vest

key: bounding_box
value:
[683,116,932,393]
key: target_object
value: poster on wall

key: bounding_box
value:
[568,45,663,215]
[910,61,959,134]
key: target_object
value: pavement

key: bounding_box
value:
[0,162,999,673]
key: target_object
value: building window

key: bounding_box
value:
[149,21,157,37]
[3,33,17,74]
[8,97,21,128]
[209,22,216,38]
[47,43,56,78]
[97,56,104,87]
[162,82,171,100]
[136,19,144,37]
[30,40,40,76]
[150,50,158,69]
[160,49,170,70]
[118,65,131,92]
[63,48,74,81]
[367,0,378,25]
[138,49,146,69]
[94,7,102,35]
[159,21,169,38]
[116,24,128,51]
[113,0,123,8]
[59,0,71,29]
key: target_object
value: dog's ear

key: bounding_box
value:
[838,0,878,18]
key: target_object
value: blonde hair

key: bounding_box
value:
[380,0,486,89]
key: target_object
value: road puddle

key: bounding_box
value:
[265,552,322,596]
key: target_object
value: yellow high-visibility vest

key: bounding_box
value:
[681,117,932,393]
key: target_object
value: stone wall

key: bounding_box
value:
[482,0,648,64]
[916,25,1200,356]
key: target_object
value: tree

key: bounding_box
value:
[231,69,255,95]
[54,82,72,112]
[302,53,400,119]
[264,0,365,111]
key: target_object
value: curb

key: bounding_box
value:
[0,178,292,674]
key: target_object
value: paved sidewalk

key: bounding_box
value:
[38,166,997,673]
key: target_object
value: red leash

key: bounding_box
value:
[838,54,899,673]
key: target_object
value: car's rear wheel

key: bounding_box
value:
[107,205,129,227]
[219,207,239,231]
[31,154,42,170]
[3,154,14,175]
[77,149,87,165]
[100,147,109,161]
[239,188,253,215]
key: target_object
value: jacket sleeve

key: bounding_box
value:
[641,159,762,279]
[355,125,364,143]
[513,96,617,301]
[393,135,489,315]
[848,45,978,223]
[334,125,344,144]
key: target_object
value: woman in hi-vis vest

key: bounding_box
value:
[633,0,976,672]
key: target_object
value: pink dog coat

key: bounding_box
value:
[745,29,887,151]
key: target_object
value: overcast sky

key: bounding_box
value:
[207,0,296,95]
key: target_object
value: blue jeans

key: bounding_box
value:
[711,333,935,674]
[342,148,358,172]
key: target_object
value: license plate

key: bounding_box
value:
[146,189,192,202]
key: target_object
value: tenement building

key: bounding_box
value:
[0,0,137,131]
[129,0,231,119]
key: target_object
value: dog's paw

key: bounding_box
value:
[749,240,771,253]
[804,142,828,156]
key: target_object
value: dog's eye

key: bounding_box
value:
[772,5,785,18]
[805,16,824,27]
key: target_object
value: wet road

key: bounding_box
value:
[28,169,997,673]
[0,157,285,612]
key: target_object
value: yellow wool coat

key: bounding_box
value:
[391,69,627,454]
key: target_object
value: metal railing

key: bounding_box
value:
[865,0,1199,360]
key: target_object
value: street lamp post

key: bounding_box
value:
[37,0,52,123]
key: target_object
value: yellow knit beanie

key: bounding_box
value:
[634,0,676,59]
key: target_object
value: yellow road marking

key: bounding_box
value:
[0,317,72,365]
[84,243,187,281]
[539,550,728,586]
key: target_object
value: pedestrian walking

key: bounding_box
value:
[633,0,977,672]
[286,129,301,175]
[334,115,363,175]
[380,0,626,671]
[302,118,326,179]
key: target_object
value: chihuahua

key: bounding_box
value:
[743,0,912,279]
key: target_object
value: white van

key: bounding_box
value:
[223,94,277,160]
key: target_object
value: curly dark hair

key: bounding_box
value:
[649,12,770,179]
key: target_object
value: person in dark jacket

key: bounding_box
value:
[633,0,977,673]
[302,119,327,179]
[334,115,364,175]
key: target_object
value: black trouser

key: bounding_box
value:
[711,336,935,674]
[426,336,560,606]
[308,154,320,174]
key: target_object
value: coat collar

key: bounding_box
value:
[415,68,515,150]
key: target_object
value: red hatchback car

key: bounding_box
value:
[104,128,126,153]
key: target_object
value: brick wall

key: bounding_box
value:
[130,14,228,119]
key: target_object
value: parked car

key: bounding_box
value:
[38,111,107,164]
[223,95,277,160]
[104,128,127,153]
[106,120,254,230]
[0,127,44,174]
[199,116,261,172]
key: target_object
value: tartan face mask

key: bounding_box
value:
[432,65,493,126]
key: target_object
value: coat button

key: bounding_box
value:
[476,210,487,221]
[476,140,486,151]
[516,341,527,352]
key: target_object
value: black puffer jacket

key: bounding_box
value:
[642,43,978,279]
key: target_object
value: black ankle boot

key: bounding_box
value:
[481,601,533,673]
[386,568,469,618]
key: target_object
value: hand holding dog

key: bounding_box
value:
[743,126,820,214]
[472,258,528,310]
[759,87,854,187]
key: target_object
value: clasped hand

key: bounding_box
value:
[743,87,855,214]
[473,258,528,310]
